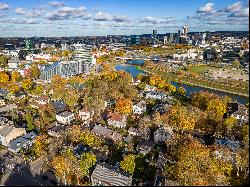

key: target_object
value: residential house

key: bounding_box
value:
[48,123,66,137]
[78,109,94,124]
[92,125,122,142]
[154,127,173,144]
[56,111,75,125]
[131,77,141,85]
[107,113,126,128]
[91,163,132,186]
[152,102,171,115]
[127,127,140,136]
[144,91,167,100]
[229,103,248,125]
[132,100,146,115]
[0,125,26,146]
[73,143,89,158]
[136,140,155,155]
[144,84,156,91]
[104,100,116,108]
[214,138,240,151]
[0,97,5,106]
[0,88,9,98]
[51,100,67,114]
[8,132,37,153]
[35,96,50,105]
[0,103,18,113]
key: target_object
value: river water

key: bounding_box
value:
[115,61,249,104]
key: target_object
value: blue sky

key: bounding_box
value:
[0,0,249,37]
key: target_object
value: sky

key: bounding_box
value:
[0,0,249,37]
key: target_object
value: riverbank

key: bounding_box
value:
[140,66,249,98]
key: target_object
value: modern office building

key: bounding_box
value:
[130,35,140,45]
[163,36,168,45]
[182,26,189,36]
[40,44,95,80]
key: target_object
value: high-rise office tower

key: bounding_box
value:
[163,36,168,45]
[169,33,174,43]
[183,26,188,36]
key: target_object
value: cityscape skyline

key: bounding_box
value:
[0,0,249,37]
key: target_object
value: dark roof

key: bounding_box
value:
[43,61,60,72]
[0,88,9,97]
[57,111,74,118]
[52,100,67,113]
[9,132,37,151]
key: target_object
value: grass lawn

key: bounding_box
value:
[188,65,220,75]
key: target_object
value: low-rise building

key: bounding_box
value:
[136,140,155,155]
[78,109,93,123]
[154,127,173,144]
[48,123,66,137]
[8,132,37,153]
[107,113,126,128]
[132,100,146,115]
[56,111,75,125]
[128,127,140,136]
[0,125,26,146]
[0,97,5,106]
[35,96,50,105]
[144,91,166,100]
[91,163,132,186]
[92,125,122,142]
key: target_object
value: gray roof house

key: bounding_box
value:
[136,140,155,155]
[92,125,123,142]
[56,111,75,125]
[0,88,9,98]
[132,100,147,115]
[8,132,37,153]
[91,163,132,186]
[154,127,173,144]
[51,100,67,114]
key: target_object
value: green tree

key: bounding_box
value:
[120,154,136,175]
[25,111,35,131]
[78,152,97,175]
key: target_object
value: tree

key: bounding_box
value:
[80,129,103,148]
[206,98,227,122]
[115,98,132,115]
[167,84,177,94]
[177,86,186,96]
[0,55,8,68]
[21,78,33,91]
[29,64,41,79]
[63,89,80,110]
[120,154,136,175]
[7,82,19,94]
[164,105,197,132]
[172,139,232,186]
[232,59,241,69]
[38,104,56,128]
[191,91,219,110]
[78,152,97,175]
[25,111,35,131]
[0,71,9,84]
[66,125,82,144]
[33,135,49,157]
[11,71,22,82]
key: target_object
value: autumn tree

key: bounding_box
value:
[0,55,9,68]
[63,89,80,110]
[29,64,41,79]
[33,135,49,157]
[11,71,22,82]
[25,111,35,131]
[164,105,197,132]
[115,98,132,115]
[66,125,82,144]
[21,78,34,91]
[206,98,227,122]
[37,104,56,129]
[191,91,219,110]
[120,154,136,175]
[171,139,232,186]
[0,71,9,84]
[176,86,186,96]
[78,152,97,175]
[80,129,103,148]
[7,82,19,94]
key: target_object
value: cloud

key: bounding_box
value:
[0,17,39,24]
[0,2,8,10]
[226,1,241,12]
[48,1,65,7]
[93,11,128,22]
[93,11,113,21]
[15,8,27,15]
[45,6,89,20]
[197,3,214,13]
[229,7,249,17]
[139,16,174,24]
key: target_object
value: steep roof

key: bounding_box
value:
[91,163,132,186]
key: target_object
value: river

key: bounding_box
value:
[115,60,249,105]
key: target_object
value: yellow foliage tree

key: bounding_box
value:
[33,135,49,157]
[206,98,227,122]
[115,98,132,115]
[21,78,33,91]
[0,71,9,84]
[11,71,22,82]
